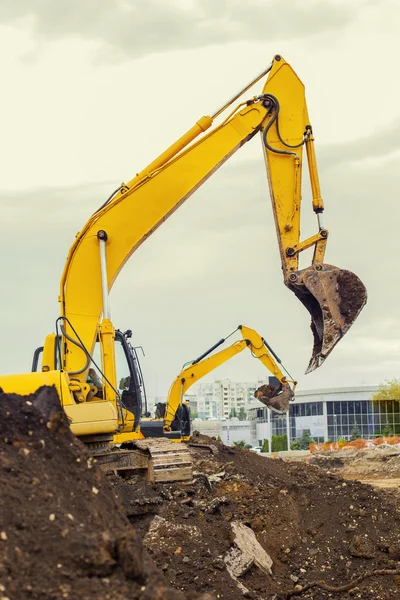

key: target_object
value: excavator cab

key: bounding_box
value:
[114,330,146,430]
[32,329,146,432]
[160,402,191,438]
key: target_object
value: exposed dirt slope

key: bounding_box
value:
[1,389,399,600]
[0,388,209,600]
[113,434,400,600]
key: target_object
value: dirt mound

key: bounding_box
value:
[1,390,400,600]
[0,387,209,600]
[310,447,400,480]
[113,434,400,599]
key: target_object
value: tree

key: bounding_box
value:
[229,408,237,418]
[237,407,247,421]
[298,429,315,450]
[271,434,288,452]
[191,411,198,420]
[372,378,400,402]
[382,423,394,437]
[350,425,361,441]
[290,440,299,451]
[372,380,400,436]
[262,439,269,452]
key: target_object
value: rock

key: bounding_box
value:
[348,535,375,559]
[224,547,253,578]
[204,496,230,514]
[388,542,400,560]
[144,516,201,556]
[212,557,225,570]
[230,521,273,576]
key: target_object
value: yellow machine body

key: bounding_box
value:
[0,55,366,444]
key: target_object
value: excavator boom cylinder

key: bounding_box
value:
[262,56,367,372]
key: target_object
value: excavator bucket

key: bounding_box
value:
[286,264,367,374]
[254,381,294,414]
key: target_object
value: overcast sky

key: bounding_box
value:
[1,0,400,399]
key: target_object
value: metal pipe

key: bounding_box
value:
[211,62,273,119]
[99,238,111,320]
[286,411,291,451]
[317,213,324,230]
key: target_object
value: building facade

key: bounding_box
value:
[192,418,252,446]
[185,380,400,447]
[184,378,266,420]
[247,385,400,446]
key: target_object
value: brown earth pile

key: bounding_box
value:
[0,387,210,600]
[1,388,400,600]
[113,434,400,600]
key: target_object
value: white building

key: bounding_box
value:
[184,377,268,420]
[186,379,400,448]
[192,418,252,446]
[246,384,399,446]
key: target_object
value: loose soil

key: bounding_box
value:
[113,434,400,599]
[308,446,400,495]
[1,389,399,600]
[0,388,210,600]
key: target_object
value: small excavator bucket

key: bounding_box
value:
[254,381,294,414]
[287,264,367,374]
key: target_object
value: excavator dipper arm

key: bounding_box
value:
[163,325,297,432]
[59,54,366,407]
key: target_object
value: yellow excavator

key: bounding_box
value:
[0,54,367,482]
[145,324,297,443]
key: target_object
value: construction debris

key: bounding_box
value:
[1,391,400,599]
[308,445,400,493]
[230,521,273,576]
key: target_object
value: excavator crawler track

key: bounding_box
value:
[93,438,193,484]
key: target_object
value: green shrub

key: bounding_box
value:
[350,425,361,441]
[262,439,269,453]
[298,429,315,450]
[382,424,394,437]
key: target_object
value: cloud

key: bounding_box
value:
[318,118,400,169]
[1,131,399,396]
[0,0,366,62]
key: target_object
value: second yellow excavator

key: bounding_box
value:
[144,324,297,442]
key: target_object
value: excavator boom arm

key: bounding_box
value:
[59,55,366,392]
